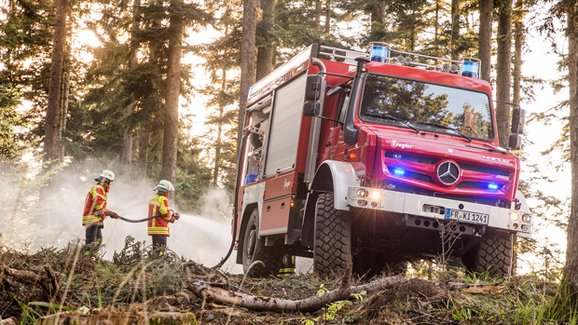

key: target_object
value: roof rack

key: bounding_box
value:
[318,45,366,66]
[318,42,481,79]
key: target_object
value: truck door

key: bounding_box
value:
[319,92,350,163]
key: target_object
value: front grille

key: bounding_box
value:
[457,181,492,190]
[405,171,434,183]
[383,150,513,198]
[390,184,509,208]
[460,162,510,176]
[385,151,439,165]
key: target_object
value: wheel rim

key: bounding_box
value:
[246,227,257,260]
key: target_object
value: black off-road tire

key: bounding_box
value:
[242,209,283,277]
[463,231,515,277]
[313,193,352,277]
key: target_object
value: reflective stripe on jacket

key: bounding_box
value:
[147,193,173,236]
[82,184,107,226]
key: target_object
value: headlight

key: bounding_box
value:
[370,191,381,201]
[522,214,531,223]
[510,211,521,221]
[356,189,369,198]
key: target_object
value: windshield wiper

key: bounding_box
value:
[414,121,472,142]
[364,112,420,133]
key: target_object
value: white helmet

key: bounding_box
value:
[154,179,175,192]
[95,169,115,182]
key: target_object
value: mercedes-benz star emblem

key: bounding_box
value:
[437,160,460,185]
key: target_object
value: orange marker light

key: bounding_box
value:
[349,152,357,159]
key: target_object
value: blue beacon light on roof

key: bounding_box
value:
[488,183,499,190]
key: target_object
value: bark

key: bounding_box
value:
[478,0,493,82]
[121,0,141,175]
[450,0,460,60]
[512,0,524,105]
[324,0,330,33]
[43,0,68,162]
[137,124,150,178]
[314,0,321,28]
[190,276,410,313]
[238,0,258,144]
[368,2,385,26]
[564,0,578,298]
[434,0,441,53]
[160,0,184,183]
[495,0,512,148]
[256,0,275,80]
[59,68,69,159]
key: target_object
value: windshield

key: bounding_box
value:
[359,74,494,140]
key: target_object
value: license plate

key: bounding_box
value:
[445,208,489,225]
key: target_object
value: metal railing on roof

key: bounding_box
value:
[318,43,482,78]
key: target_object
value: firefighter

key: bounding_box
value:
[278,254,296,278]
[147,180,180,256]
[82,169,119,251]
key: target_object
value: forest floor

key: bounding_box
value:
[0,237,563,324]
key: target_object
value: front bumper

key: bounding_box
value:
[347,186,532,238]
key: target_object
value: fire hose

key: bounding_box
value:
[116,215,157,223]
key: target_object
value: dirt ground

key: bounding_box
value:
[0,242,556,324]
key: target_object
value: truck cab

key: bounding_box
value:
[234,43,532,278]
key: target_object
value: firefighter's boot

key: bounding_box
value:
[278,255,296,278]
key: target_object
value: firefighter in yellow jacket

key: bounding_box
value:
[82,169,119,250]
[148,180,180,254]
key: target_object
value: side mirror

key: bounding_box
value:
[509,134,522,150]
[305,75,321,101]
[511,107,525,134]
[303,101,320,116]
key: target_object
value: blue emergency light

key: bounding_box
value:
[461,60,480,78]
[370,43,390,63]
[393,168,405,176]
[487,183,499,190]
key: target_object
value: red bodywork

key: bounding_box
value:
[235,54,520,243]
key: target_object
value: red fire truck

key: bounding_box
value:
[233,43,532,277]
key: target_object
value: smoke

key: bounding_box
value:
[0,158,242,274]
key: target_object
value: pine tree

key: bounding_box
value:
[478,0,493,82]
[44,0,69,162]
[159,0,184,183]
[495,0,513,148]
[562,0,578,306]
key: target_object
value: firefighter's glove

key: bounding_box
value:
[173,212,180,221]
[107,211,120,219]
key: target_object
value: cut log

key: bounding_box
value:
[190,275,409,313]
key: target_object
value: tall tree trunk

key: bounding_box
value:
[59,68,69,158]
[314,0,321,28]
[450,0,460,60]
[479,0,493,82]
[256,0,275,80]
[434,0,441,54]
[564,0,578,299]
[213,68,226,186]
[160,0,184,183]
[137,122,150,178]
[121,0,142,176]
[238,0,258,144]
[43,0,68,162]
[369,3,384,25]
[324,0,330,33]
[213,8,231,186]
[495,0,512,148]
[512,0,523,105]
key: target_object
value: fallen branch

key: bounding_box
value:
[2,266,42,282]
[190,275,409,313]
